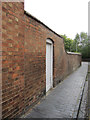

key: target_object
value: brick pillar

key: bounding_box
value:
[2,1,25,118]
[0,1,2,119]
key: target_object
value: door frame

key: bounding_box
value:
[46,39,53,92]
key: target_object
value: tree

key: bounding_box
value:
[61,32,90,59]
[74,33,80,52]
[75,32,90,59]
[80,32,88,47]
[61,34,73,52]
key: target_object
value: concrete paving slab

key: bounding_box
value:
[24,62,88,118]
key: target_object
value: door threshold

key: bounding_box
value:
[46,87,53,96]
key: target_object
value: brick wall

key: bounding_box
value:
[2,2,25,118]
[67,53,82,74]
[24,14,46,111]
[24,12,81,110]
[0,1,2,119]
[1,2,81,118]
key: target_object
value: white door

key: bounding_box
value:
[46,39,53,92]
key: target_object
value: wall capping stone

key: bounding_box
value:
[67,52,81,55]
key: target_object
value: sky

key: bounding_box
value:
[24,0,89,39]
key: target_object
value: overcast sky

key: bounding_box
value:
[25,0,89,39]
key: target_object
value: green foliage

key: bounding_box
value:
[61,32,90,59]
[77,32,89,59]
[61,34,73,52]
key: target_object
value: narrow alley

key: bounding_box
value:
[22,62,88,118]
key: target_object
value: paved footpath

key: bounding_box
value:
[24,62,88,118]
[88,62,90,119]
